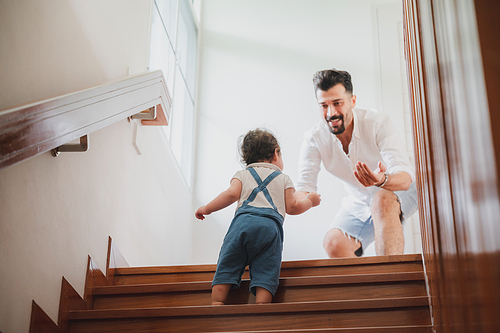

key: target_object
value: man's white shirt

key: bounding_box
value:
[296,108,415,221]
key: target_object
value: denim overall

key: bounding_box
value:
[212,167,285,296]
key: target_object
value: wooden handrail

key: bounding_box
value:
[0,70,171,170]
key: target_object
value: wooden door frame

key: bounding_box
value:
[402,0,500,332]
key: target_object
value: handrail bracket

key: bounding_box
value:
[51,135,89,157]
[129,106,156,120]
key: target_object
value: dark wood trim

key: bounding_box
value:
[94,271,425,296]
[403,0,500,332]
[281,254,423,268]
[29,301,61,333]
[69,296,430,320]
[113,254,422,276]
[32,238,128,333]
[0,70,171,170]
[105,237,114,285]
[83,256,94,311]
[33,243,430,332]
[68,312,432,333]
[57,277,87,333]
[171,328,432,333]
[106,236,129,285]
[474,0,500,193]
[83,256,109,310]
[112,255,424,285]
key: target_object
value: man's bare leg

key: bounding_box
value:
[323,228,362,258]
[371,190,404,255]
[211,284,232,305]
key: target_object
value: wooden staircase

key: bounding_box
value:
[58,252,432,332]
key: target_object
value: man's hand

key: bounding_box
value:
[354,161,386,187]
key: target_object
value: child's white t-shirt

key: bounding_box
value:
[232,162,294,218]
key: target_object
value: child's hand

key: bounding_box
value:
[306,192,321,207]
[195,206,210,220]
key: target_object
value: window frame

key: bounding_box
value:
[147,0,200,188]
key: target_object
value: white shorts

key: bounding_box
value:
[330,182,418,254]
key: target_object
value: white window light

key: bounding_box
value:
[148,0,198,188]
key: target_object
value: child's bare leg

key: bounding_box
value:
[255,287,272,304]
[211,284,232,305]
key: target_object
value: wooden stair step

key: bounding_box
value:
[212,326,434,333]
[112,254,423,285]
[92,272,426,309]
[68,297,431,332]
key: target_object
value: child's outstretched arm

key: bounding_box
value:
[285,187,321,215]
[195,178,242,220]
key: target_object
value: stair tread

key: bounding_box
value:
[69,255,432,332]
[94,271,425,295]
[114,254,423,276]
[215,325,432,333]
[70,296,429,320]
[214,325,434,333]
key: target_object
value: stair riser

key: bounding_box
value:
[113,262,424,285]
[93,281,427,309]
[68,306,431,333]
[279,262,424,278]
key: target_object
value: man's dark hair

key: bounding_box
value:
[312,69,353,95]
[239,128,280,166]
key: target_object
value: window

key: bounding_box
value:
[148,0,198,187]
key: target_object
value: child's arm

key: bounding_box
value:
[195,178,242,220]
[285,187,321,215]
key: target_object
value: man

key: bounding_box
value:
[295,69,417,257]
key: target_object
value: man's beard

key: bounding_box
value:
[326,115,346,135]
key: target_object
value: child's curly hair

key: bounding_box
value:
[239,128,281,166]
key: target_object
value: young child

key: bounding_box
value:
[195,128,321,305]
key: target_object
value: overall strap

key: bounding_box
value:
[242,167,281,211]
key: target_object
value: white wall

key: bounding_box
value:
[192,0,419,263]
[0,1,194,332]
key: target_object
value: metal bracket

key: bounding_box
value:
[51,135,89,157]
[129,106,156,120]
[141,104,169,126]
